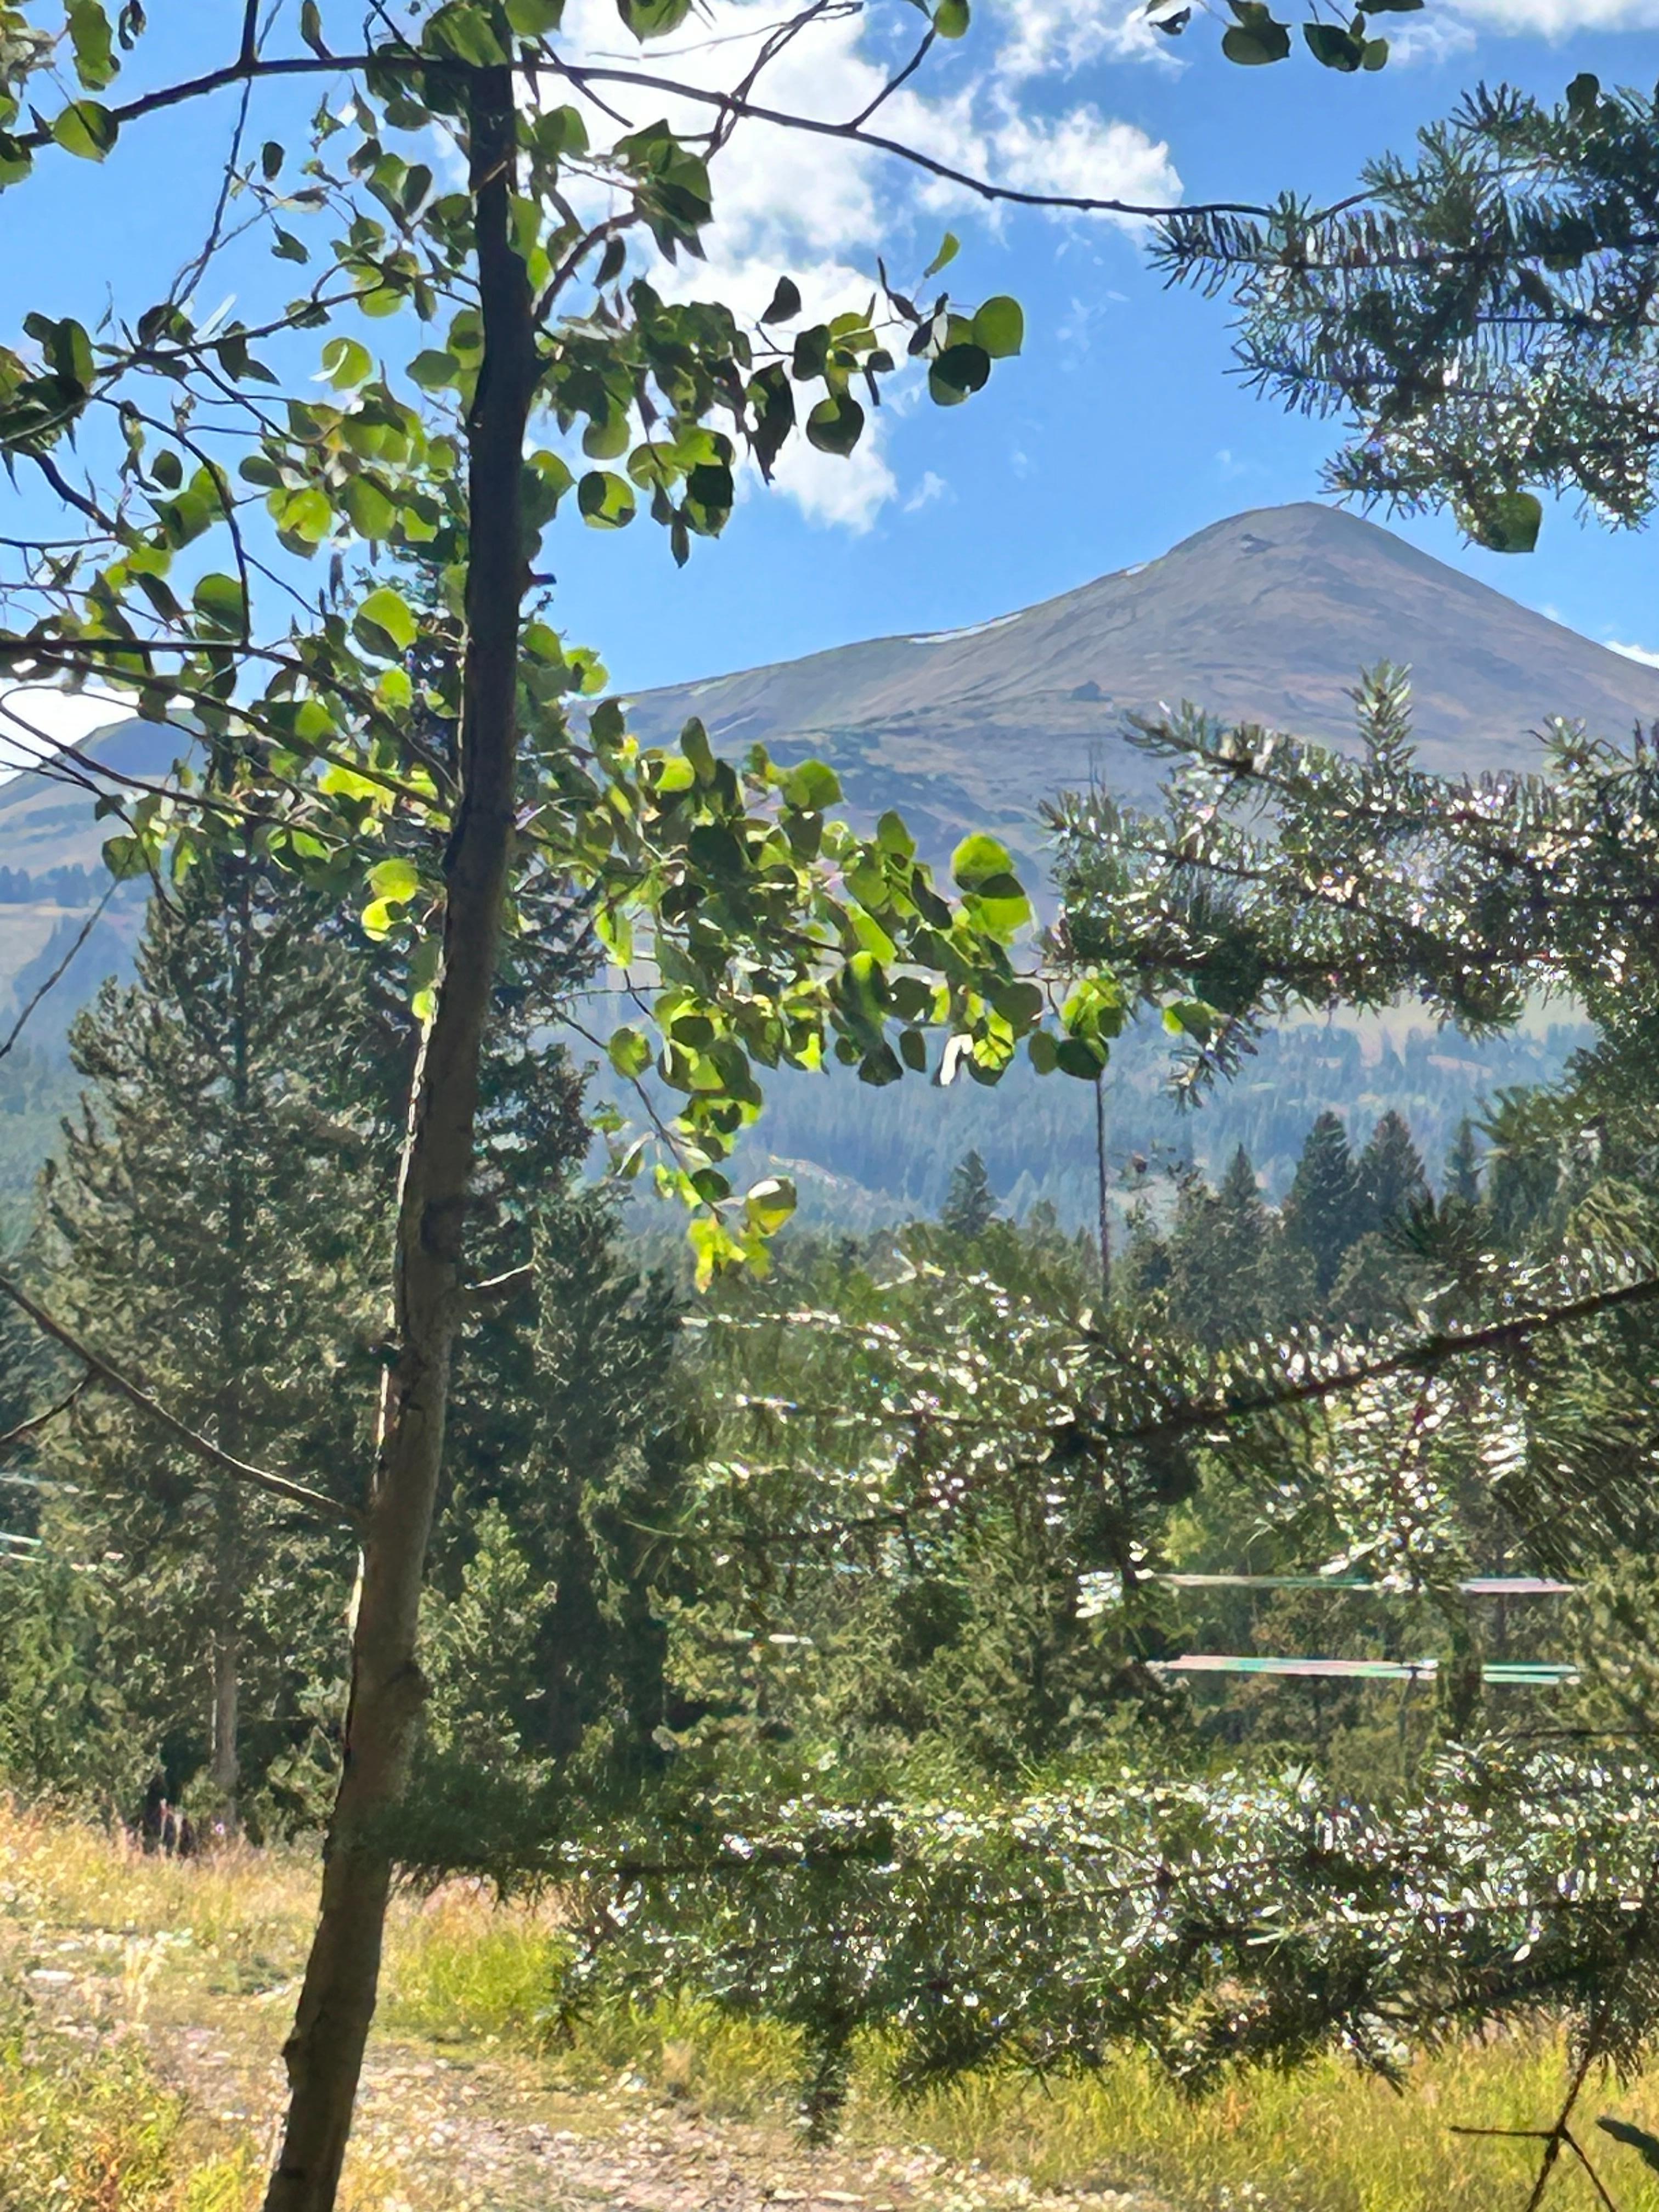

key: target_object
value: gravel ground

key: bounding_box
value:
[14,1928,1170,2212]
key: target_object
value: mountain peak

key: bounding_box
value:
[627,500,1659,866]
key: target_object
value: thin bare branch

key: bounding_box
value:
[0,879,115,1065]
[15,44,1268,223]
[0,1274,362,1532]
[466,1263,535,1305]
[0,1369,92,1453]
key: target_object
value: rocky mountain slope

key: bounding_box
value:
[625,500,1659,867]
[0,500,1646,1198]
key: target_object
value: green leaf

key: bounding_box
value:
[355,584,418,653]
[0,132,33,189]
[761,276,802,325]
[51,100,118,160]
[531,104,589,161]
[928,343,990,407]
[424,0,508,60]
[275,485,333,548]
[299,0,326,52]
[617,0,695,36]
[583,408,631,459]
[608,1025,653,1079]
[1469,490,1542,554]
[1302,19,1364,67]
[342,473,397,540]
[67,2,119,89]
[805,392,865,456]
[971,296,1023,359]
[934,0,970,33]
[1027,1029,1059,1074]
[1221,19,1288,58]
[1054,1035,1107,1079]
[994,980,1045,1028]
[951,832,1015,891]
[408,348,460,391]
[922,232,960,280]
[782,758,842,810]
[743,1176,797,1234]
[506,0,565,29]
[1599,2119,1659,2177]
[101,833,146,881]
[1221,2,1290,60]
[321,336,373,389]
[578,470,637,528]
[192,571,246,635]
[368,856,420,901]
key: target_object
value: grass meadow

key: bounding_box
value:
[4,1800,1658,2212]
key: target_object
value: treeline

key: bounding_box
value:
[0,863,103,905]
[696,1011,1586,1232]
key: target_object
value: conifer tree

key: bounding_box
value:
[941,1152,998,1240]
[38,859,379,1822]
[1358,1110,1430,1234]
[1170,1149,1267,1348]
[1282,1113,1363,1297]
[1444,1118,1482,1206]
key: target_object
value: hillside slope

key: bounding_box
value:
[625,501,1659,865]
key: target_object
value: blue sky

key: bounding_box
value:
[3,1,1657,707]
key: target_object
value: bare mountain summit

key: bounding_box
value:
[625,501,1659,866]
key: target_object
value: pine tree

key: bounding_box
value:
[1444,1118,1482,1206]
[37,858,380,1824]
[1282,1114,1363,1299]
[1169,1149,1274,1348]
[941,1150,997,1239]
[1358,1110,1430,1234]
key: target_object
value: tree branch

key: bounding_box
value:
[0,1274,362,1532]
[465,1263,534,1306]
[0,881,115,1064]
[1102,1271,1659,1449]
[0,1369,92,1453]
[16,45,1268,223]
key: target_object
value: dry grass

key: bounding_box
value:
[9,1798,1659,2212]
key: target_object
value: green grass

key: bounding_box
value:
[9,1800,1659,2212]
[0,1999,258,2212]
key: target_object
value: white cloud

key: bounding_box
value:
[1390,0,1659,56]
[1609,638,1659,669]
[984,103,1180,218]
[768,427,898,533]
[904,470,951,512]
[988,0,1181,79]
[0,685,133,781]
[548,0,1182,531]
[1453,0,1659,29]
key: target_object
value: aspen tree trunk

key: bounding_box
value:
[263,66,538,2212]
[213,856,251,1822]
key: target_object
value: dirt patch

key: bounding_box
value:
[10,1929,1165,2212]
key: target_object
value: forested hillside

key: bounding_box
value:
[8,12,1659,2212]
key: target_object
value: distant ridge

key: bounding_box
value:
[624,501,1659,867]
[3,502,1658,1013]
